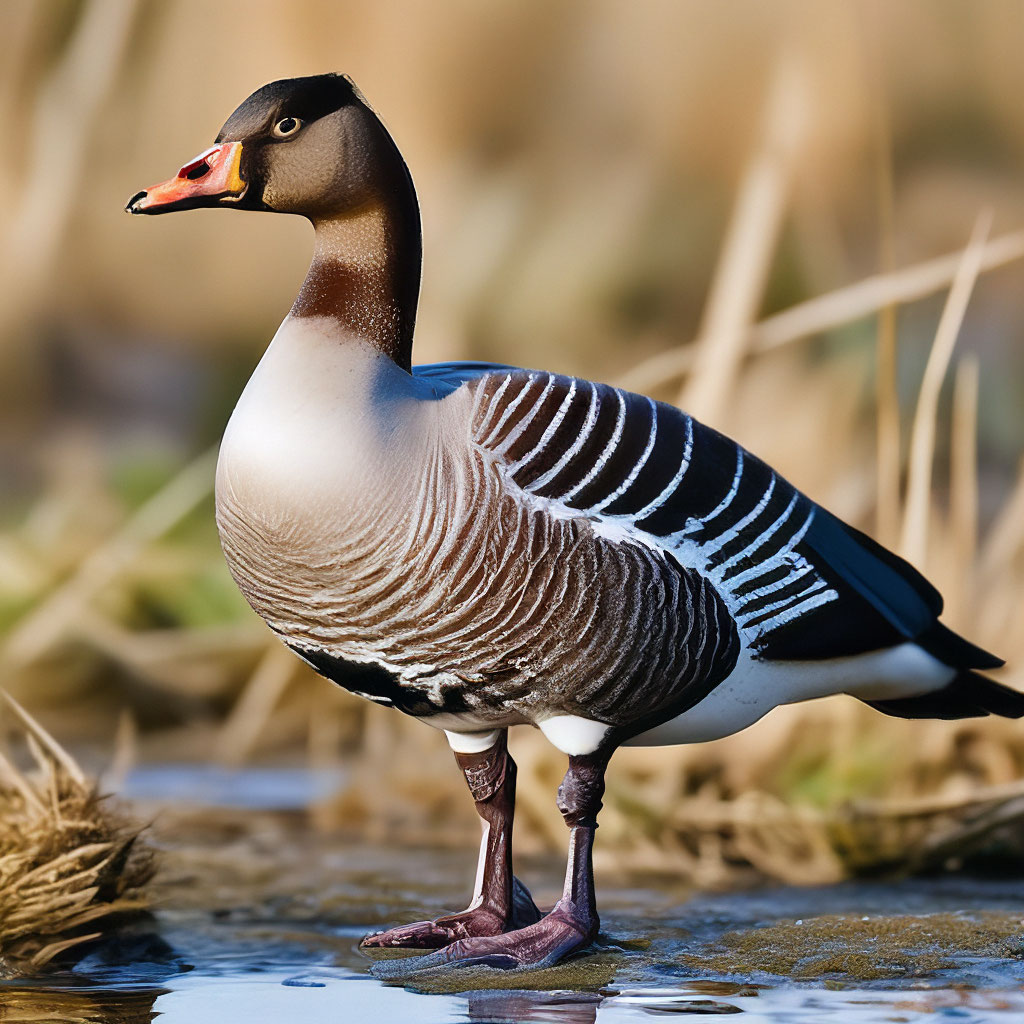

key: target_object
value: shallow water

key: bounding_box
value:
[3,768,1024,1022]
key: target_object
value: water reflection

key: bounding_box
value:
[149,977,1024,1023]
[7,978,1024,1024]
[465,989,601,1023]
[0,988,163,1024]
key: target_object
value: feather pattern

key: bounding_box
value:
[467,369,843,653]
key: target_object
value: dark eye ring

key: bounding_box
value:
[272,117,303,139]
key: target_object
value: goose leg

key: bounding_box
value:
[376,748,611,972]
[361,729,540,949]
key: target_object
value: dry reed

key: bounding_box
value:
[0,694,153,977]
[900,211,991,567]
[680,55,809,423]
[863,6,901,549]
[0,0,140,341]
[618,228,1024,395]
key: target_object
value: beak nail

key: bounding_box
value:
[126,190,148,214]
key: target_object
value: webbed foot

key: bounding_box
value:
[361,874,541,950]
[370,897,595,975]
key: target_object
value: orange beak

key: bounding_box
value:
[126,142,246,214]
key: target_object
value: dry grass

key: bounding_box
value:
[680,55,809,421]
[0,694,153,977]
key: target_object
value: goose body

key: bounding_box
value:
[215,316,993,754]
[129,73,1021,973]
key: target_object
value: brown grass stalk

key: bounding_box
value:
[949,356,980,621]
[618,228,1024,395]
[900,211,991,568]
[977,457,1024,588]
[218,643,298,766]
[679,55,809,423]
[2,0,140,340]
[859,0,902,548]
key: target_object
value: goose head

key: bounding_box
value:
[126,74,407,219]
[127,74,422,367]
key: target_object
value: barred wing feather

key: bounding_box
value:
[467,369,1002,668]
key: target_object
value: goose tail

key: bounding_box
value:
[865,668,1024,721]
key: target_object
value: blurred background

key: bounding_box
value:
[2,0,1024,887]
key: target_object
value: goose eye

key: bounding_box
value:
[272,116,302,139]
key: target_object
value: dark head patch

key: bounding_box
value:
[216,74,358,142]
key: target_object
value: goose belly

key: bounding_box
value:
[219,428,741,728]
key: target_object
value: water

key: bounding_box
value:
[120,763,342,809]
[2,768,1023,1022]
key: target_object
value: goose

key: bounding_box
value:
[127,73,1021,973]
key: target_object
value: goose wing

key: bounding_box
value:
[465,368,1002,669]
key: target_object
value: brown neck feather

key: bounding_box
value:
[291,171,421,372]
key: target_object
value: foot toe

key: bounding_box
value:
[360,920,452,949]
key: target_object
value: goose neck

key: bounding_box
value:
[291,194,421,369]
